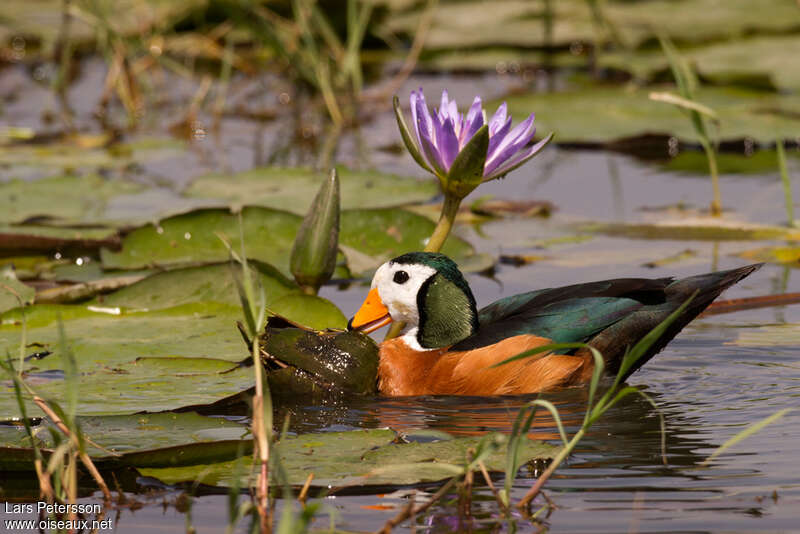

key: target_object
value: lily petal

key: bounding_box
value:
[485,133,553,181]
[486,116,513,163]
[436,116,460,171]
[484,113,535,177]
[460,96,484,147]
[418,116,448,176]
[488,102,508,135]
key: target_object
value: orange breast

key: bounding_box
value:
[378,335,594,396]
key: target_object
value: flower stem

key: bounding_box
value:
[384,194,463,340]
[701,138,722,216]
[425,194,462,253]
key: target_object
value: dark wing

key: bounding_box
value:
[452,265,761,380]
[453,277,673,351]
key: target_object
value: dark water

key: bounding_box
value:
[2,61,800,532]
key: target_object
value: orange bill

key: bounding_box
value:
[348,287,392,333]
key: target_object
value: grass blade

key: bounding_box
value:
[701,408,792,467]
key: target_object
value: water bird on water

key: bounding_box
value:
[348,252,760,396]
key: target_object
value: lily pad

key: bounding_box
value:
[94,263,298,311]
[0,175,143,225]
[732,324,800,347]
[601,35,800,92]
[101,206,482,276]
[0,138,183,175]
[0,272,34,313]
[381,0,800,52]
[736,246,800,267]
[0,412,247,454]
[138,429,560,489]
[577,220,800,241]
[662,150,788,175]
[184,166,439,215]
[501,86,800,145]
[0,224,120,256]
[0,304,256,417]
[340,208,475,267]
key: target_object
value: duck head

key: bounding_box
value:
[348,252,479,350]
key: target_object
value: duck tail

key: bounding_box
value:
[589,263,762,380]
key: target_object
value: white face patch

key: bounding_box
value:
[371,261,437,327]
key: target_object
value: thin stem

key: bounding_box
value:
[425,194,461,253]
[701,139,722,216]
[777,138,796,227]
[517,428,585,510]
[32,397,112,502]
[378,476,458,534]
[385,194,462,339]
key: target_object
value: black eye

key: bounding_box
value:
[393,270,409,284]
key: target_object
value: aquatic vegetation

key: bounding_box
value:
[652,34,722,215]
[777,139,798,228]
[1,0,799,531]
[290,170,340,295]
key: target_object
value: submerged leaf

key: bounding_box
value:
[137,429,560,489]
[260,322,378,396]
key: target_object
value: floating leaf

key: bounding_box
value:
[0,175,142,225]
[501,86,800,145]
[0,224,120,256]
[340,208,476,267]
[184,166,438,215]
[0,139,182,175]
[732,324,800,347]
[137,429,560,489]
[662,150,788,175]
[0,272,34,313]
[0,305,254,417]
[578,220,800,241]
[736,246,800,267]
[0,412,249,470]
[94,263,298,311]
[101,206,484,275]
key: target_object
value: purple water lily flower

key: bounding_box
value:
[394,89,552,197]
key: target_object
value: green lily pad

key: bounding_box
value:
[0,138,183,173]
[662,150,788,175]
[0,304,256,417]
[340,208,474,266]
[101,206,482,276]
[100,206,299,272]
[733,324,800,347]
[0,412,254,470]
[94,262,299,311]
[138,429,560,489]
[0,261,350,417]
[736,246,800,267]
[501,86,800,145]
[267,294,347,330]
[0,411,247,453]
[577,219,800,241]
[0,224,120,256]
[381,0,799,52]
[601,35,800,92]
[0,272,34,314]
[184,166,439,215]
[0,175,142,225]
